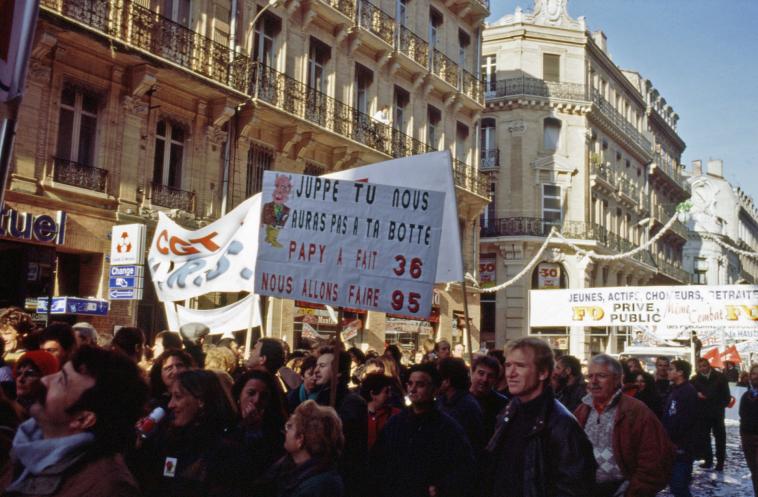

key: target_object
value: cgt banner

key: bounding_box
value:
[254,171,444,318]
[530,285,758,337]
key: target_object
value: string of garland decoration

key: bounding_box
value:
[701,233,758,259]
[479,228,558,293]
[474,202,692,293]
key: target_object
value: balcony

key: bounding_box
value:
[590,160,615,192]
[52,157,108,193]
[41,0,253,95]
[489,77,587,101]
[151,183,195,212]
[396,26,429,70]
[480,148,499,171]
[315,0,355,23]
[453,159,489,198]
[481,217,655,266]
[460,69,483,104]
[652,254,690,283]
[652,153,690,194]
[591,91,653,154]
[618,177,639,205]
[356,0,395,48]
[653,203,688,240]
[430,49,459,89]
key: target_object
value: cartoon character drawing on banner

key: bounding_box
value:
[261,174,292,248]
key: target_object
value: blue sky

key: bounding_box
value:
[487,0,758,202]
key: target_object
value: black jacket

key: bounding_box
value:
[739,388,758,435]
[554,380,587,413]
[691,370,731,417]
[315,384,367,497]
[368,406,475,497]
[255,457,344,497]
[662,381,698,455]
[436,389,485,452]
[483,389,596,497]
[474,389,510,442]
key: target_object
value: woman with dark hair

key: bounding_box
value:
[633,371,663,419]
[229,370,286,482]
[286,355,319,413]
[137,369,244,497]
[148,349,194,408]
[256,400,345,497]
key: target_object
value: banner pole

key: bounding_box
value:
[461,278,473,363]
[244,293,256,360]
[329,307,344,408]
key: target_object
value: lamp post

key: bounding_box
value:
[252,0,282,36]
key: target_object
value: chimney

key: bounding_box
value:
[691,160,702,176]
[593,31,607,54]
[707,159,723,178]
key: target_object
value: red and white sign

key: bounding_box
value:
[110,224,146,265]
[537,262,561,289]
[254,172,445,318]
[479,253,497,288]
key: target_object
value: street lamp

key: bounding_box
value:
[252,0,282,32]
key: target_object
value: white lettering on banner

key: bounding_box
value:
[255,172,444,318]
[530,285,758,339]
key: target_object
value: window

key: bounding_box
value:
[481,118,497,168]
[481,55,496,96]
[455,122,469,163]
[393,85,410,131]
[245,143,273,197]
[694,270,707,285]
[57,83,99,167]
[159,0,190,25]
[429,8,443,49]
[253,12,281,67]
[427,105,441,150]
[396,0,407,27]
[153,120,185,189]
[354,64,373,114]
[543,117,561,151]
[543,53,560,82]
[307,37,330,93]
[543,185,562,229]
[458,29,470,70]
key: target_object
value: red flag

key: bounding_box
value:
[721,345,742,365]
[702,347,724,369]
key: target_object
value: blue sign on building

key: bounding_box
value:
[109,276,143,289]
[109,265,144,278]
[109,288,143,300]
[37,297,109,316]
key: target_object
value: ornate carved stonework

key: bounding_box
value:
[206,125,228,146]
[122,96,149,115]
[493,0,586,30]
[505,120,526,135]
[27,60,52,84]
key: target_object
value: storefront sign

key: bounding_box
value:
[109,288,143,300]
[537,263,561,289]
[385,317,434,335]
[110,265,144,278]
[37,297,109,315]
[254,172,444,318]
[109,276,143,289]
[530,285,758,339]
[0,207,66,244]
[110,224,146,265]
[479,253,497,288]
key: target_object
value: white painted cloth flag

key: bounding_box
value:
[174,293,261,335]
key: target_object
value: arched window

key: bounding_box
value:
[543,117,561,151]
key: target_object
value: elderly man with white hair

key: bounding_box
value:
[573,354,674,497]
[72,322,98,347]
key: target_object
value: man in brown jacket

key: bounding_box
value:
[574,354,674,497]
[2,346,148,497]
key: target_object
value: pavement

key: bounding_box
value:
[659,419,754,497]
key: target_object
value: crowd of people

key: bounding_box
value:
[0,306,755,497]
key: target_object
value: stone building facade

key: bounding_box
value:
[2,0,489,348]
[479,0,690,358]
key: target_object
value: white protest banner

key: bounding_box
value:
[147,195,261,302]
[174,293,261,335]
[255,172,444,318]
[530,285,758,338]
[326,151,462,283]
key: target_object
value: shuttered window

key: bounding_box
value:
[543,53,560,82]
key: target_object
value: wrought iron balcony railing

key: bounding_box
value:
[397,26,429,69]
[52,157,108,193]
[453,159,489,198]
[321,0,355,20]
[652,253,689,283]
[480,148,499,170]
[356,0,395,46]
[591,161,615,186]
[431,49,459,88]
[41,0,254,94]
[490,77,587,101]
[653,153,689,190]
[151,183,195,212]
[591,91,652,153]
[481,217,656,266]
[460,69,483,103]
[618,177,639,202]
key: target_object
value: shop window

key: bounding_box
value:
[245,143,274,196]
[152,119,186,189]
[56,83,99,167]
[543,117,561,151]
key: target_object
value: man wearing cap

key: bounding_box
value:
[14,351,60,413]
[72,323,98,348]
[178,323,209,368]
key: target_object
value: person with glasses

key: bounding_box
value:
[368,362,475,497]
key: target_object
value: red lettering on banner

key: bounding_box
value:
[155,230,221,256]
